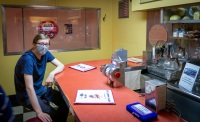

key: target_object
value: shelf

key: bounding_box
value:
[164,20,200,24]
[169,36,200,41]
[162,4,200,24]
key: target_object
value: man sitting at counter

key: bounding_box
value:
[14,34,69,122]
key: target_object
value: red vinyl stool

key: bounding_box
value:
[26,117,42,122]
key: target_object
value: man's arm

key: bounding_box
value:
[45,58,65,86]
[24,74,52,122]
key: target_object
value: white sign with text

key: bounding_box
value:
[179,63,200,91]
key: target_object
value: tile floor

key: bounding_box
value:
[13,106,36,122]
[10,96,75,122]
[12,105,75,122]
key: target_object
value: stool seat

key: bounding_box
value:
[26,117,42,122]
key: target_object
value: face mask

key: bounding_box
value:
[36,45,49,55]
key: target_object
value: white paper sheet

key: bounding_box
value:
[74,90,115,104]
[69,63,96,72]
[179,63,200,91]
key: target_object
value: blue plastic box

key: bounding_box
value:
[126,102,157,122]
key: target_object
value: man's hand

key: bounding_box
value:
[45,73,54,87]
[37,111,52,122]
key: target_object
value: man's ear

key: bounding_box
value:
[32,43,36,48]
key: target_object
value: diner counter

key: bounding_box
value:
[55,59,183,122]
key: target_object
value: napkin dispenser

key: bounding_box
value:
[145,79,166,113]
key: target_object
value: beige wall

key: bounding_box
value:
[0,0,146,95]
[132,0,200,11]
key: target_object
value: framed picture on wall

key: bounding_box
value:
[64,24,72,34]
[140,0,161,4]
[118,0,129,18]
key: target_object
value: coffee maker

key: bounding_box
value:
[147,41,187,81]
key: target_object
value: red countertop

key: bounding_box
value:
[55,59,183,122]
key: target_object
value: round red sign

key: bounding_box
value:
[38,20,58,39]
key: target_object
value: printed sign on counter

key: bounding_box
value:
[69,63,96,72]
[179,63,200,91]
[74,90,115,104]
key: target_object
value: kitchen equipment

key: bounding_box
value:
[177,47,184,58]
[147,42,186,81]
[100,48,146,88]
[147,26,185,81]
[145,79,167,113]
[100,48,127,87]
[162,42,180,71]
[163,58,179,71]
[175,47,188,60]
[149,24,167,47]
[148,24,168,67]
[143,51,152,65]
[147,63,183,81]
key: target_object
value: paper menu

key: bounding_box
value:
[127,57,143,63]
[179,63,200,91]
[69,63,96,72]
[74,90,115,104]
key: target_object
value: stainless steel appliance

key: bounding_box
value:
[147,42,187,81]
[100,48,146,88]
